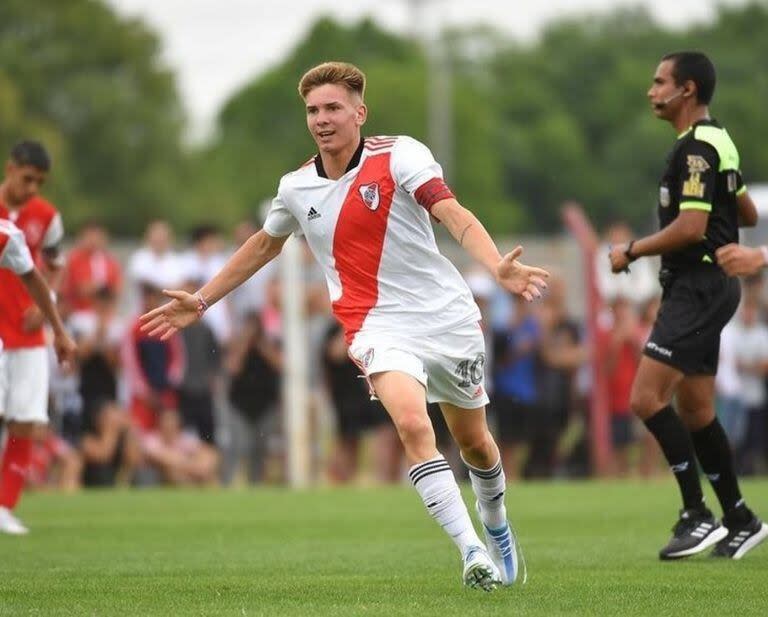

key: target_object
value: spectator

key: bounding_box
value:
[127,219,183,296]
[716,319,746,452]
[62,220,122,315]
[323,320,399,483]
[81,402,142,487]
[492,295,541,479]
[224,311,282,484]
[596,222,658,305]
[142,408,219,486]
[122,283,185,432]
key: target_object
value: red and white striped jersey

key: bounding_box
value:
[264,135,480,344]
[0,219,34,275]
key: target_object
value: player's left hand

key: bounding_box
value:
[22,306,46,332]
[53,331,77,368]
[609,243,631,274]
[716,243,766,277]
[495,246,549,302]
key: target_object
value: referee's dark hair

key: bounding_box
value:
[662,51,716,105]
[9,140,52,172]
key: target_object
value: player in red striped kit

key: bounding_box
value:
[0,141,67,535]
[140,62,548,590]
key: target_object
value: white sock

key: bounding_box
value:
[463,456,508,530]
[408,454,482,555]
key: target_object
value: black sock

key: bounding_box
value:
[644,405,704,510]
[690,418,745,517]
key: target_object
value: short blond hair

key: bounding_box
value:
[298,61,366,100]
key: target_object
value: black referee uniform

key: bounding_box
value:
[645,118,744,375]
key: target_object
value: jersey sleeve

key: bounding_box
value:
[263,180,301,238]
[42,212,64,248]
[677,141,719,213]
[391,137,455,213]
[0,227,34,275]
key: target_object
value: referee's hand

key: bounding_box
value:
[608,243,631,274]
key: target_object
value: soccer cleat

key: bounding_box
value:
[711,516,768,560]
[462,545,501,592]
[0,507,29,535]
[659,507,727,560]
[476,502,527,585]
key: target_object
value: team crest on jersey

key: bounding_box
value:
[686,155,710,174]
[359,183,380,211]
[362,347,375,368]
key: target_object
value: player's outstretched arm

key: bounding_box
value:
[431,198,549,302]
[716,243,768,277]
[19,267,76,366]
[141,230,289,340]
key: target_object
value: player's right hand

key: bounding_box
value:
[139,289,200,340]
[53,331,77,368]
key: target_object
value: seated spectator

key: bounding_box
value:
[62,220,122,315]
[142,409,219,486]
[81,402,142,487]
[122,282,185,432]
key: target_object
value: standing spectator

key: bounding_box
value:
[532,275,584,478]
[128,219,183,294]
[599,297,643,476]
[225,311,282,484]
[716,319,746,453]
[731,299,768,474]
[177,277,220,444]
[181,225,231,345]
[122,283,185,432]
[61,221,122,315]
[323,320,398,483]
[492,295,541,479]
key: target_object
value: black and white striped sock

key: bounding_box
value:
[409,454,482,555]
[463,456,508,530]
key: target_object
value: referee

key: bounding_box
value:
[609,51,767,560]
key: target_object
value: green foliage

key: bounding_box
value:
[0,0,185,234]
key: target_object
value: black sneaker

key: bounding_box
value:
[711,516,768,560]
[659,507,728,560]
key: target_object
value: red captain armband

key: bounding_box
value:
[413,178,455,216]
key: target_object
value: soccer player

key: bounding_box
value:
[716,243,768,277]
[141,61,549,590]
[609,52,767,560]
[0,141,68,535]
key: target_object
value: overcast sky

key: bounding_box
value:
[106,0,749,140]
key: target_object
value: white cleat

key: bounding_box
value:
[477,502,527,585]
[462,545,501,592]
[0,507,29,535]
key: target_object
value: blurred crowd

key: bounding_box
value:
[24,219,768,492]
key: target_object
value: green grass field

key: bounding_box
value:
[2,480,767,616]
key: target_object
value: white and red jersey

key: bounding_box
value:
[263,135,480,344]
[0,220,34,275]
[0,196,63,349]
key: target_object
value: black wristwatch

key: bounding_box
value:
[624,240,638,263]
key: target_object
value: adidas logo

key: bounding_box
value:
[307,207,321,220]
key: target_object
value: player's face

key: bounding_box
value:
[305,84,366,155]
[4,163,47,206]
[647,60,681,120]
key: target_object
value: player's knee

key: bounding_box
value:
[393,412,433,447]
[454,429,493,460]
[629,388,662,420]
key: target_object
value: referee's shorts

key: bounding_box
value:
[644,265,740,376]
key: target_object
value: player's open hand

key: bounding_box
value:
[716,244,766,277]
[495,246,549,302]
[53,331,77,368]
[139,289,200,340]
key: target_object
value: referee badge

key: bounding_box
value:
[659,185,671,208]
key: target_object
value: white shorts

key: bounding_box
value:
[0,347,50,423]
[349,321,490,409]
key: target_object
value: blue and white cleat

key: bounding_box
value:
[477,502,527,585]
[462,545,501,592]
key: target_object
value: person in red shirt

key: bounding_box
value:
[62,220,122,314]
[0,141,66,535]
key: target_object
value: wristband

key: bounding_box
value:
[195,292,209,317]
[624,240,638,263]
[761,246,768,267]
